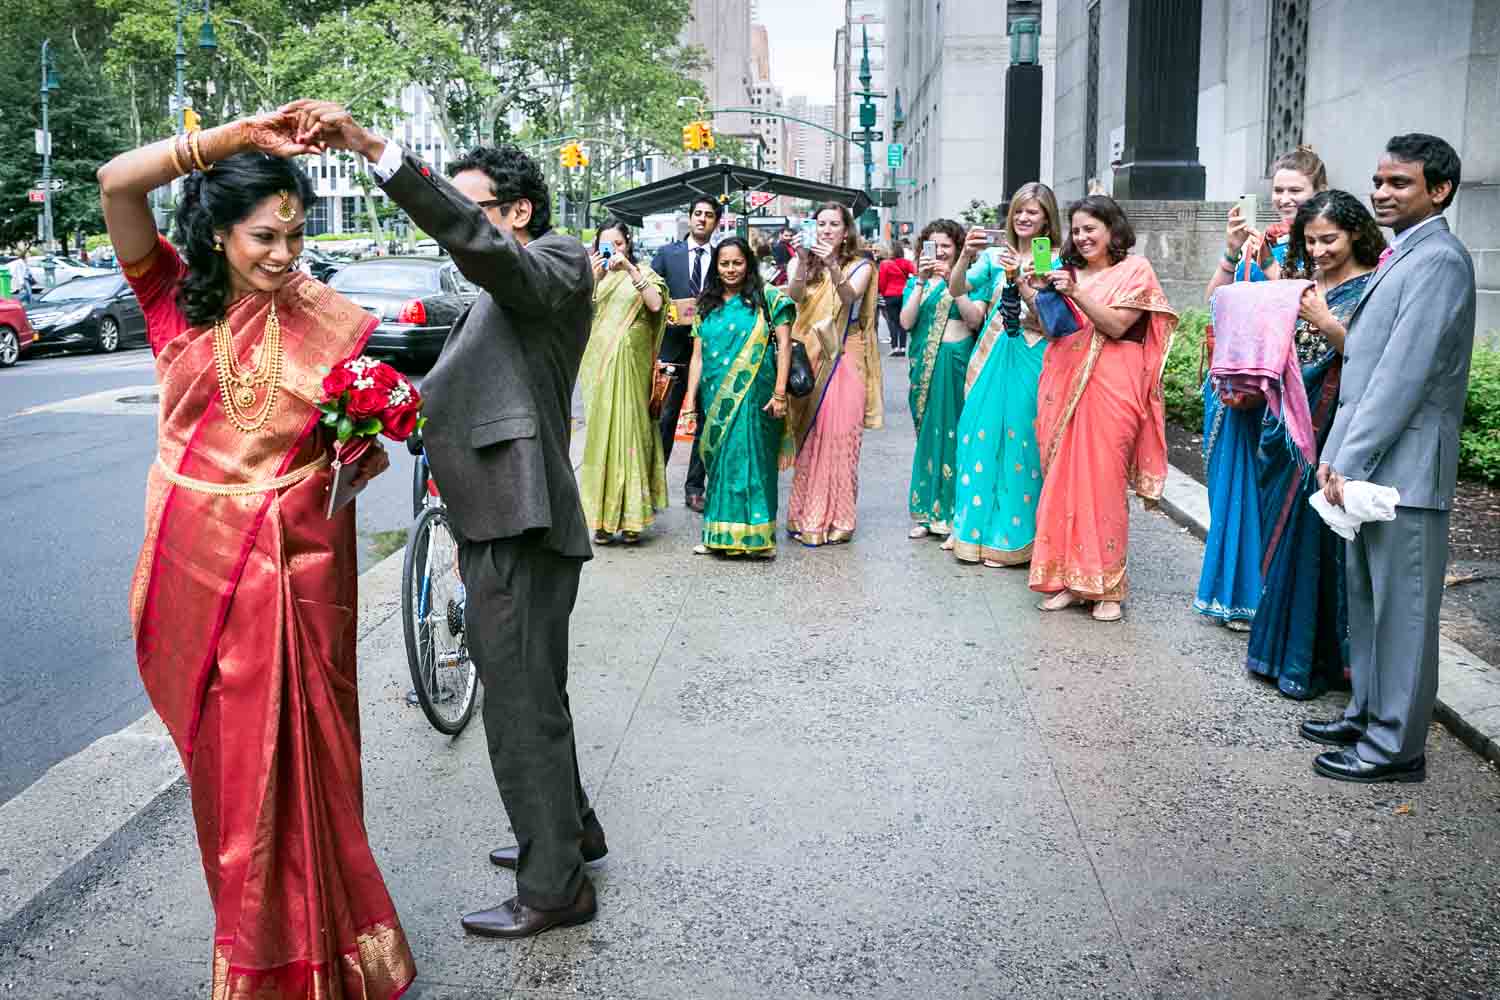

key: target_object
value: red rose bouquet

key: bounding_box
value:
[317,354,424,516]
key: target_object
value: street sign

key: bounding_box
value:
[28,190,46,203]
[887,143,904,168]
[34,130,50,156]
[857,131,885,143]
[34,179,63,190]
[747,192,775,209]
[895,178,917,187]
[872,188,900,208]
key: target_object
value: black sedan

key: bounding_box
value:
[328,257,477,369]
[25,274,147,354]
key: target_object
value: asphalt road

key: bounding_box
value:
[0,345,421,804]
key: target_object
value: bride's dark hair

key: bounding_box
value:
[172,153,316,326]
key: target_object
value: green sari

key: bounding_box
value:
[578,265,670,534]
[905,274,987,532]
[694,288,797,554]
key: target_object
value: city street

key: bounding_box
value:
[0,348,422,803]
[2,354,1498,998]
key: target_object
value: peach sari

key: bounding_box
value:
[1029,255,1176,601]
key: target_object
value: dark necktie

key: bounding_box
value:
[689,247,704,296]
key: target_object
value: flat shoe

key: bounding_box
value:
[593,531,613,545]
[939,536,955,551]
[692,544,710,555]
[1091,601,1123,622]
[621,531,641,544]
[908,525,930,540]
[1037,591,1084,612]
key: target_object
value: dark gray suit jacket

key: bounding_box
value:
[1324,216,1476,510]
[378,151,594,557]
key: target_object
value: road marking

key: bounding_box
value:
[8,384,160,420]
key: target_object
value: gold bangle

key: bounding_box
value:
[189,130,212,172]
[168,138,186,176]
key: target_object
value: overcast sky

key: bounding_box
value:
[755,0,843,105]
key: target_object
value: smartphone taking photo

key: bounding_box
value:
[799,219,819,248]
[921,240,937,261]
[1031,237,1053,275]
[1237,193,1258,227]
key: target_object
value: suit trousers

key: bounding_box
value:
[457,534,598,909]
[657,360,707,499]
[1341,507,1450,765]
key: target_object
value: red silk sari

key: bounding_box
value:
[124,238,415,999]
[1029,255,1176,602]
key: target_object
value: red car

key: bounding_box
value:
[0,299,38,368]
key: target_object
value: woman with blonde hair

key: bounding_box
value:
[1195,146,1328,629]
[947,182,1063,566]
[784,201,881,545]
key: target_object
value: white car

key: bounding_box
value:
[26,256,114,287]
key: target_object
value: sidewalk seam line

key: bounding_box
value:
[981,585,1147,994]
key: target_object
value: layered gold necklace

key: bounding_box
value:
[212,298,284,433]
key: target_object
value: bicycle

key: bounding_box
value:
[400,432,479,734]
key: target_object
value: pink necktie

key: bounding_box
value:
[1378,246,1395,269]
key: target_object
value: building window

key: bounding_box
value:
[1085,0,1101,187]
[306,197,330,237]
[1266,0,1310,169]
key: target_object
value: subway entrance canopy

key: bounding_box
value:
[592,163,872,226]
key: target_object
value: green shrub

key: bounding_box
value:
[1460,342,1500,482]
[1162,308,1209,434]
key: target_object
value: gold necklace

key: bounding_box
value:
[212,298,284,433]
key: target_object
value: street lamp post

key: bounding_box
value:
[852,27,886,238]
[39,39,58,286]
[175,0,217,134]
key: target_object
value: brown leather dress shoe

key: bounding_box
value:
[461,878,597,939]
[489,830,608,870]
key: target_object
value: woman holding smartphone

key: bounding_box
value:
[784,202,881,546]
[947,183,1063,567]
[578,218,669,545]
[1028,196,1177,622]
[899,218,988,541]
[1194,147,1328,630]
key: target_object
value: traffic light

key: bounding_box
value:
[183,106,202,132]
[681,124,700,151]
[560,142,581,169]
[698,121,716,151]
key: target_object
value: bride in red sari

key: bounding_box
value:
[1027,196,1177,623]
[98,115,416,998]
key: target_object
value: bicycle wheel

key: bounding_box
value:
[401,505,478,734]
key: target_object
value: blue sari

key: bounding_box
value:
[1192,238,1289,624]
[1246,271,1372,698]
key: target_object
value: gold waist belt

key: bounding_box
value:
[155,453,329,497]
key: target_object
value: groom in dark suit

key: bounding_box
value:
[287,100,607,937]
[652,196,722,511]
[1309,133,1476,783]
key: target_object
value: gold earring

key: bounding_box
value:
[213,235,224,253]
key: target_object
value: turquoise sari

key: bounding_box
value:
[951,252,1047,565]
[1247,271,1371,697]
[905,271,988,532]
[694,288,796,555]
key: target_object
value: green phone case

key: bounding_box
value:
[1032,237,1052,274]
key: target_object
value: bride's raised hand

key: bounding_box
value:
[240,110,323,158]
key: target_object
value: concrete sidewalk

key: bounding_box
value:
[3,356,1500,998]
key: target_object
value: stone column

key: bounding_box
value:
[1112,0,1206,200]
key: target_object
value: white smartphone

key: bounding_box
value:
[921,240,937,260]
[1237,193,1258,226]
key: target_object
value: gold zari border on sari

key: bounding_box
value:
[212,919,415,1000]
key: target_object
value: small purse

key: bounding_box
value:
[649,362,679,419]
[786,341,815,398]
[1034,285,1085,338]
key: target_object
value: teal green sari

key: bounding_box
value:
[694,288,796,554]
[905,275,984,532]
[951,252,1047,565]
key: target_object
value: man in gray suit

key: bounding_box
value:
[288,101,606,936]
[1304,133,1476,783]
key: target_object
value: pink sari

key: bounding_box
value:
[785,262,882,545]
[1029,255,1176,601]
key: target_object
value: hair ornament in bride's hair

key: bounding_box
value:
[275,190,297,223]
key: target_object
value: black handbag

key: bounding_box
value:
[760,290,815,398]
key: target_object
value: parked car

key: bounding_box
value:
[24,255,115,285]
[25,274,148,354]
[300,245,344,282]
[0,298,39,367]
[327,257,477,369]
